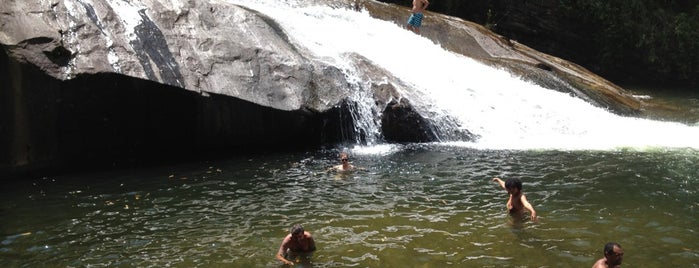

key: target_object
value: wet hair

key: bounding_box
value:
[504,178,523,190]
[604,242,621,254]
[290,224,304,235]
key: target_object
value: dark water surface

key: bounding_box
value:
[2,145,698,267]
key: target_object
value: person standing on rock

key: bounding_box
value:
[406,0,429,34]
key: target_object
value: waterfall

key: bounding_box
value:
[226,0,699,150]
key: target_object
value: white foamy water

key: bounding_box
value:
[225,0,699,151]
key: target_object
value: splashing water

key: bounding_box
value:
[226,0,699,150]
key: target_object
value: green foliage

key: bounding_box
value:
[559,0,699,85]
[484,9,496,30]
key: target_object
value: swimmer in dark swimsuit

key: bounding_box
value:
[492,177,538,222]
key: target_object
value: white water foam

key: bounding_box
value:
[225,0,699,151]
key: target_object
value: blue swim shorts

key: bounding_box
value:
[407,12,424,28]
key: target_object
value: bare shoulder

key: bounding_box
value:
[280,234,293,245]
[591,258,607,268]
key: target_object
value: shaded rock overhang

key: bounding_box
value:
[1,47,348,176]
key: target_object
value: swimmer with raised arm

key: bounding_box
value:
[492,177,538,222]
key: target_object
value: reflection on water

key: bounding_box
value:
[1,146,698,267]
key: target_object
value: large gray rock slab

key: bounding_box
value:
[1,0,350,112]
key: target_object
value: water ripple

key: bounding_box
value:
[1,147,698,267]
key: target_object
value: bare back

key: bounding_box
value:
[507,193,524,214]
[412,0,429,13]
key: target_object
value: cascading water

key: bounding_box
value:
[227,0,699,150]
[339,67,383,145]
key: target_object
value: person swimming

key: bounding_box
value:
[592,242,624,268]
[492,177,538,222]
[275,224,316,266]
[330,152,357,172]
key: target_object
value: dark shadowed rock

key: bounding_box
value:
[0,48,346,175]
[381,98,436,143]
